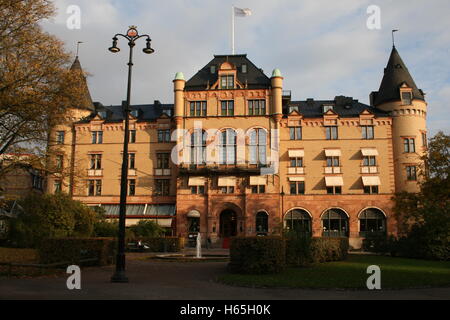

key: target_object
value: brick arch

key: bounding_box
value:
[214,202,243,218]
[357,207,387,219]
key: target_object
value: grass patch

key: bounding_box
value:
[218,254,450,289]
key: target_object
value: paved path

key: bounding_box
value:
[1,255,449,300]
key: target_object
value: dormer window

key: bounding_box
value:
[98,111,107,119]
[323,105,334,113]
[220,75,234,89]
[130,110,139,118]
[241,64,247,73]
[401,91,412,105]
[210,65,216,74]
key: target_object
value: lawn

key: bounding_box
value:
[218,254,450,289]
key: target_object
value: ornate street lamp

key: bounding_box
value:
[108,26,154,283]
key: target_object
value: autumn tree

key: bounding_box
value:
[393,131,450,260]
[0,0,87,179]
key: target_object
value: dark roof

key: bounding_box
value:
[185,54,271,91]
[285,96,390,118]
[77,101,174,123]
[70,56,94,111]
[372,47,424,106]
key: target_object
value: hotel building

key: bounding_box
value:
[47,46,428,249]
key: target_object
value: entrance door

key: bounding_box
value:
[220,209,237,248]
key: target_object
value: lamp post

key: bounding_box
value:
[109,26,154,283]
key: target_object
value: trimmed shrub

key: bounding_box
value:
[39,238,115,266]
[285,236,349,267]
[129,220,164,238]
[94,220,119,237]
[132,237,184,252]
[309,237,349,263]
[9,193,96,248]
[228,236,286,274]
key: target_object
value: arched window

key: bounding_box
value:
[249,129,267,165]
[219,129,236,164]
[256,211,269,234]
[190,130,207,165]
[284,209,311,234]
[322,209,349,237]
[359,208,386,237]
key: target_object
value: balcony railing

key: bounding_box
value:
[155,168,171,176]
[179,164,265,176]
[87,169,103,176]
[361,166,378,174]
[288,167,305,175]
[324,167,341,174]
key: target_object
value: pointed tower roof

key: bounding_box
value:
[373,46,424,106]
[70,56,94,111]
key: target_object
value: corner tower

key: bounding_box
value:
[371,46,428,193]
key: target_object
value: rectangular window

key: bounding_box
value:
[290,157,303,168]
[326,186,342,195]
[191,185,205,195]
[422,132,427,148]
[54,180,62,193]
[326,157,340,167]
[128,153,135,169]
[56,131,65,144]
[92,131,103,144]
[128,179,136,196]
[129,130,136,143]
[89,154,102,170]
[251,185,266,194]
[326,126,338,140]
[248,100,266,115]
[290,181,305,195]
[221,101,234,116]
[363,156,376,167]
[220,186,235,194]
[289,127,302,140]
[402,92,412,105]
[364,186,379,194]
[190,101,207,117]
[220,75,234,89]
[406,166,417,181]
[157,129,171,143]
[89,180,102,196]
[56,155,63,170]
[155,179,170,196]
[362,126,374,140]
[157,153,170,169]
[404,138,416,153]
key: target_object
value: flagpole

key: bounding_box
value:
[232,5,235,55]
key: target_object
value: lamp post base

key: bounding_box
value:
[111,253,128,283]
[111,271,129,283]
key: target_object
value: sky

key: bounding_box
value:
[42,0,450,135]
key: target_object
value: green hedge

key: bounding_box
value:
[227,236,286,274]
[39,238,115,266]
[285,237,349,267]
[131,237,184,252]
[363,233,449,261]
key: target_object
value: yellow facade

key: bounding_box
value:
[47,49,426,248]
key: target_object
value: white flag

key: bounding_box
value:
[234,7,252,17]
